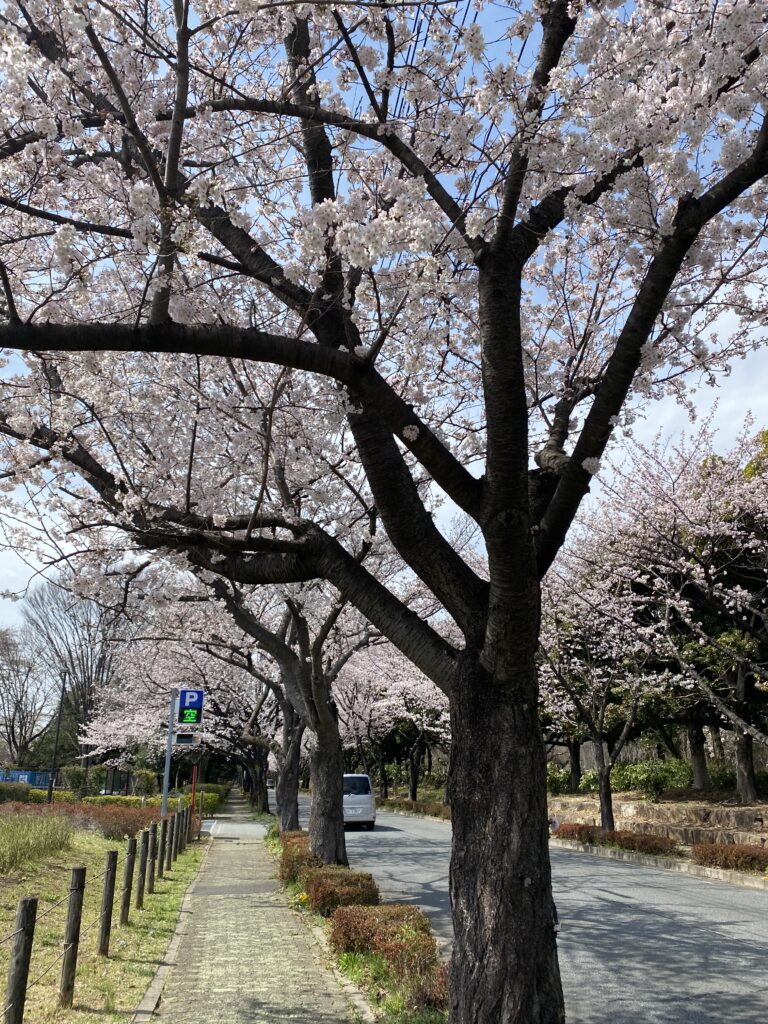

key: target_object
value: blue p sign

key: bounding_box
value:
[177,689,204,726]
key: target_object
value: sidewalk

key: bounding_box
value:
[153,794,356,1024]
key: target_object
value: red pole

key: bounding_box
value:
[190,763,198,818]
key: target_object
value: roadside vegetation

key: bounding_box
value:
[0,806,204,1023]
[268,825,447,1022]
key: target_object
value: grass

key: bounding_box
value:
[0,814,74,872]
[0,827,204,1023]
[337,952,447,1024]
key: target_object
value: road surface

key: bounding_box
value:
[287,795,768,1023]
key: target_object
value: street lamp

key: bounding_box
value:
[46,668,69,804]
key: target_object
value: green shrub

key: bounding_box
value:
[0,782,31,803]
[379,797,451,820]
[577,769,599,793]
[304,866,380,916]
[61,765,89,797]
[278,831,322,885]
[612,759,692,799]
[692,843,768,873]
[131,769,159,796]
[554,822,601,843]
[26,788,76,804]
[0,809,73,871]
[603,830,678,856]
[707,761,736,790]
[546,763,571,795]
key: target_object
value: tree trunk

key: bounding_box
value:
[686,721,709,791]
[734,669,758,804]
[378,754,389,799]
[250,752,270,814]
[592,742,615,832]
[709,724,725,760]
[448,661,564,1024]
[308,721,347,865]
[277,721,304,832]
[567,739,581,793]
[408,734,424,801]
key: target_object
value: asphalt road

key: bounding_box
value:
[288,795,768,1024]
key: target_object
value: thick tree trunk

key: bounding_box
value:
[735,732,758,803]
[408,734,424,801]
[734,669,758,804]
[378,754,389,799]
[592,742,615,832]
[567,739,581,793]
[709,724,725,761]
[308,721,347,865]
[448,661,564,1024]
[686,722,709,791]
[248,755,270,813]
[277,720,304,832]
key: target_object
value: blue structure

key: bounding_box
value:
[0,768,50,789]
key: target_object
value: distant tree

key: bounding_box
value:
[0,627,53,765]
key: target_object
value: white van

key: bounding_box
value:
[342,773,376,830]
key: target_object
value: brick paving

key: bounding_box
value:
[156,797,356,1023]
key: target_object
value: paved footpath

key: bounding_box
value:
[155,796,356,1024]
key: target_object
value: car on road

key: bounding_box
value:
[343,773,376,830]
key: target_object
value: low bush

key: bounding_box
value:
[80,804,160,839]
[304,865,379,916]
[0,781,31,803]
[331,905,432,954]
[380,797,451,820]
[553,823,601,844]
[27,788,77,804]
[612,759,693,799]
[278,830,322,885]
[603,831,678,856]
[707,761,736,790]
[692,843,768,873]
[0,809,73,871]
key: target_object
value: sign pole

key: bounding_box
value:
[161,688,178,819]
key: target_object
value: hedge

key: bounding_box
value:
[278,830,321,885]
[692,843,768,873]
[554,823,678,855]
[379,797,451,820]
[330,904,432,954]
[0,800,159,840]
[303,865,379,916]
[82,791,221,815]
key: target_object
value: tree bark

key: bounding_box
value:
[378,754,389,799]
[686,721,709,791]
[734,668,758,804]
[567,739,581,793]
[247,754,270,813]
[308,720,348,865]
[277,718,304,832]
[448,660,564,1024]
[709,724,725,761]
[592,741,615,832]
[408,733,424,801]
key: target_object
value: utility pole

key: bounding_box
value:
[47,669,68,803]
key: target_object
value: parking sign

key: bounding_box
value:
[177,689,205,726]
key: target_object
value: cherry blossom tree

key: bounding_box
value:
[0,3,768,1020]
[581,424,768,803]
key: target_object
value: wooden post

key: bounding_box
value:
[198,788,204,817]
[172,810,180,861]
[119,838,136,925]
[135,830,149,909]
[187,802,194,843]
[180,807,187,851]
[147,823,157,894]
[4,896,37,1024]
[157,818,167,880]
[165,815,175,872]
[58,866,85,1008]
[97,850,118,956]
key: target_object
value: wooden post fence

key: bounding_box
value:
[58,866,86,1008]
[3,896,37,1024]
[135,830,149,910]
[165,815,175,872]
[157,818,167,879]
[147,823,158,894]
[97,850,118,956]
[119,838,136,925]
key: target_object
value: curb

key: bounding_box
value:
[550,838,768,891]
[131,838,213,1022]
[308,921,378,1024]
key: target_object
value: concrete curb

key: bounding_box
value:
[550,838,768,890]
[131,838,213,1022]
[308,921,378,1024]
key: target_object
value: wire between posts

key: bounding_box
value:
[35,891,74,921]
[79,907,109,936]
[26,944,71,989]
[0,926,23,945]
